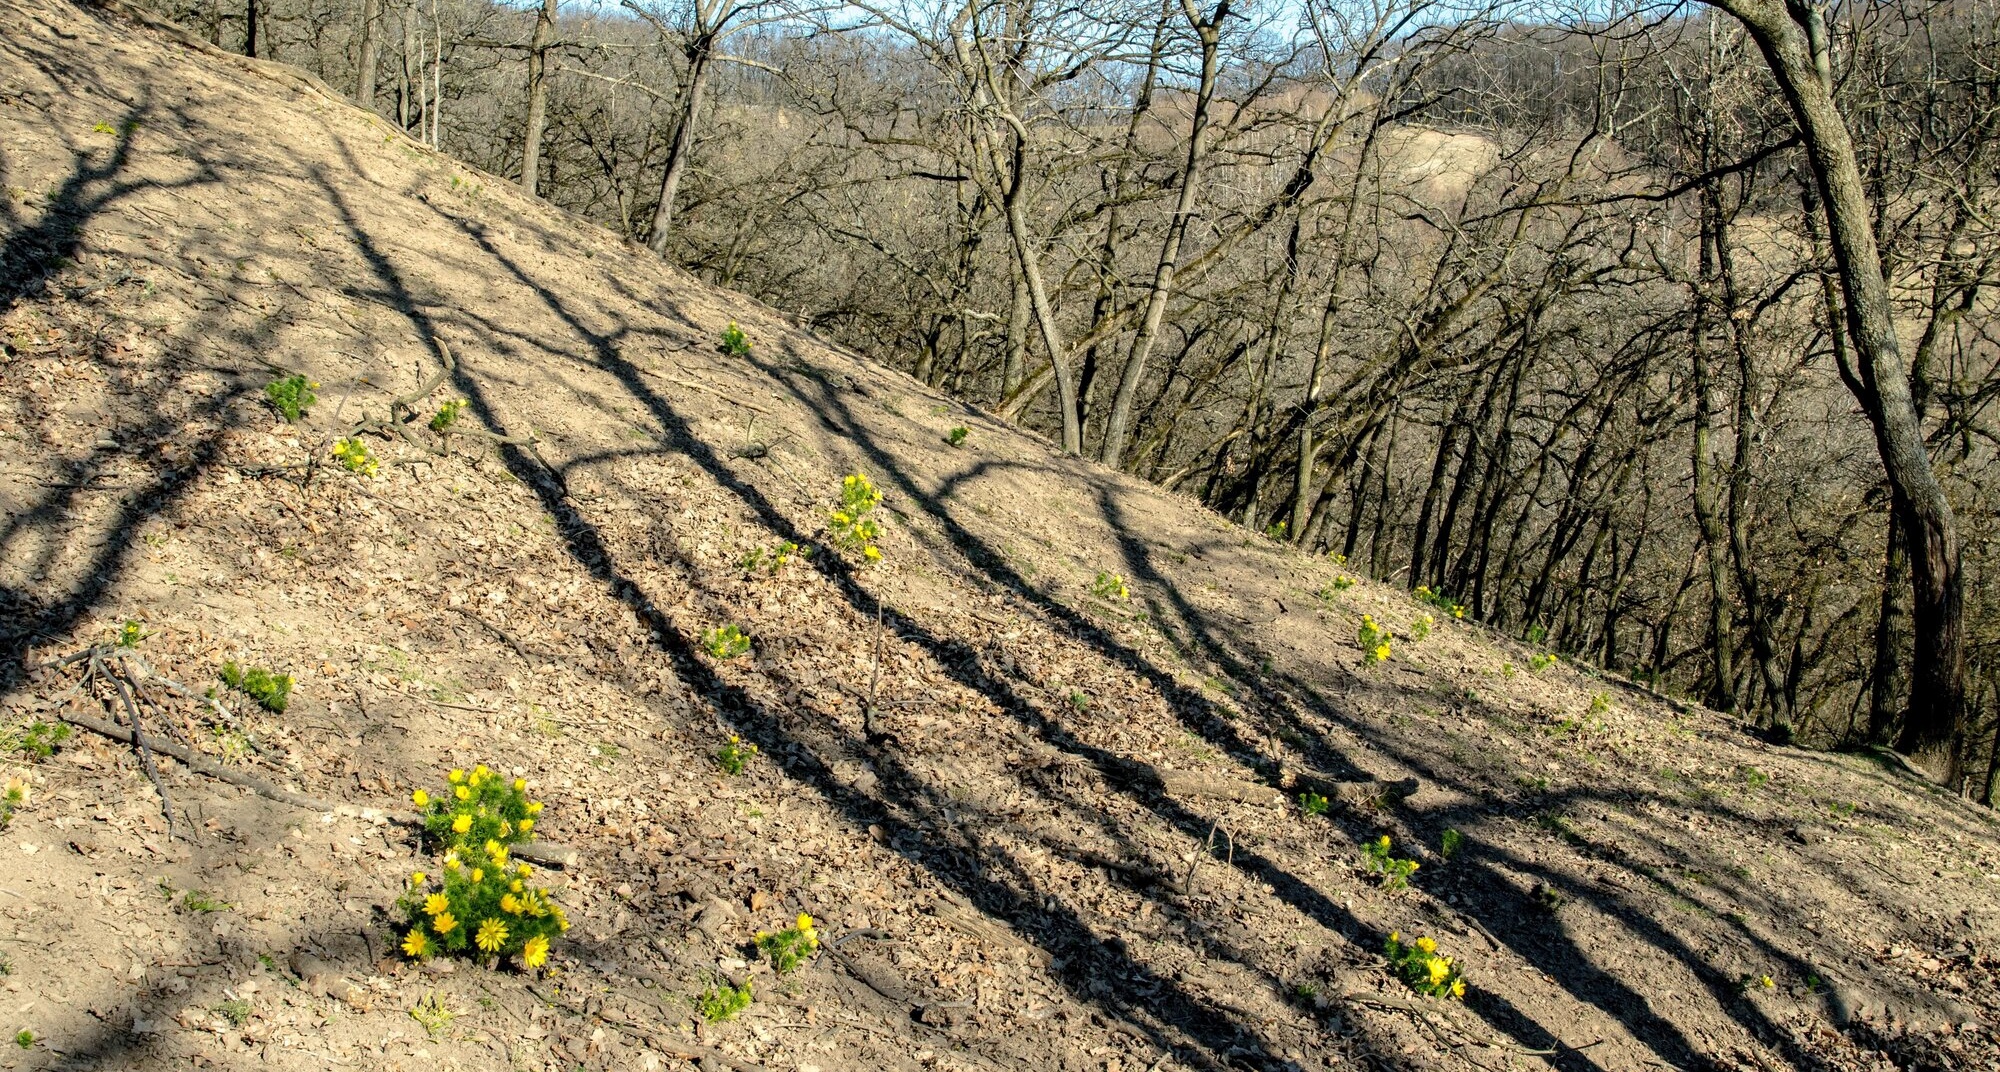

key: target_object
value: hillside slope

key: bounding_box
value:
[2,3,1998,1071]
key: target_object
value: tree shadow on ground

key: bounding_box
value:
[279,164,1542,1068]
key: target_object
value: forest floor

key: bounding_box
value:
[2,2,1998,1070]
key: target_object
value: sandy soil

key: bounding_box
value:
[2,3,1997,1070]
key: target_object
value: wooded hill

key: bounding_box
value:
[1,1,1998,1071]
[125,0,2000,794]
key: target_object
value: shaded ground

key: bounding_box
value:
[2,2,1997,1070]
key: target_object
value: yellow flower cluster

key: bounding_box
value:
[1358,615,1392,663]
[828,473,884,561]
[331,436,379,476]
[1386,931,1466,999]
[401,763,566,970]
[754,913,820,973]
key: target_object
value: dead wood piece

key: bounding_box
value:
[289,952,370,1009]
[1289,773,1421,811]
[828,948,915,1006]
[1108,757,1285,806]
[926,897,1053,966]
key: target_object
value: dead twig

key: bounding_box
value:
[1183,818,1234,896]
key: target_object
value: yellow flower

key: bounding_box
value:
[796,913,816,936]
[1389,931,1400,943]
[412,789,430,807]
[1377,835,1391,850]
[476,917,508,953]
[513,778,526,792]
[510,880,524,893]
[864,546,882,561]
[518,818,534,834]
[1372,642,1391,661]
[517,863,532,877]
[1451,979,1466,998]
[455,785,471,801]
[1415,937,1436,954]
[521,935,549,969]
[552,905,570,932]
[526,801,543,815]
[423,893,449,916]
[1427,957,1450,985]
[471,868,484,883]
[484,839,503,857]
[401,928,431,958]
[433,912,458,934]
[443,850,461,871]
[449,769,465,784]
[473,764,490,780]
[500,820,512,837]
[452,814,472,834]
[409,871,426,887]
[501,894,522,915]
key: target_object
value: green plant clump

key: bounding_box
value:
[116,619,147,648]
[696,979,753,1022]
[1357,615,1392,663]
[704,624,752,659]
[755,914,820,973]
[1362,834,1419,889]
[429,398,467,432]
[181,890,229,913]
[401,765,567,969]
[718,322,752,357]
[1527,652,1558,672]
[14,1030,32,1049]
[218,661,292,713]
[828,473,884,561]
[741,540,812,575]
[0,776,29,829]
[1413,585,1468,620]
[1384,932,1465,999]
[8,721,71,759]
[946,425,970,447]
[332,436,379,476]
[716,734,758,775]
[264,374,316,423]
[1091,571,1129,600]
[1298,791,1330,817]
[1440,828,1464,860]
[1410,613,1435,641]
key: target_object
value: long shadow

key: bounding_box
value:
[0,100,238,676]
[310,163,1412,1070]
[324,131,1887,1071]
[1089,486,1899,1070]
[0,98,163,313]
[746,344,1622,1068]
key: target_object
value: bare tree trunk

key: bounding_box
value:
[355,0,381,109]
[1002,267,1028,396]
[243,0,258,57]
[1867,520,1913,742]
[1098,0,1227,469]
[647,33,713,253]
[1706,0,1966,780]
[519,0,558,197]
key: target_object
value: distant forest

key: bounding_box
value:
[143,0,1999,799]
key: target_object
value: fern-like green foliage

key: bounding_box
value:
[264,374,316,423]
[219,662,292,712]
